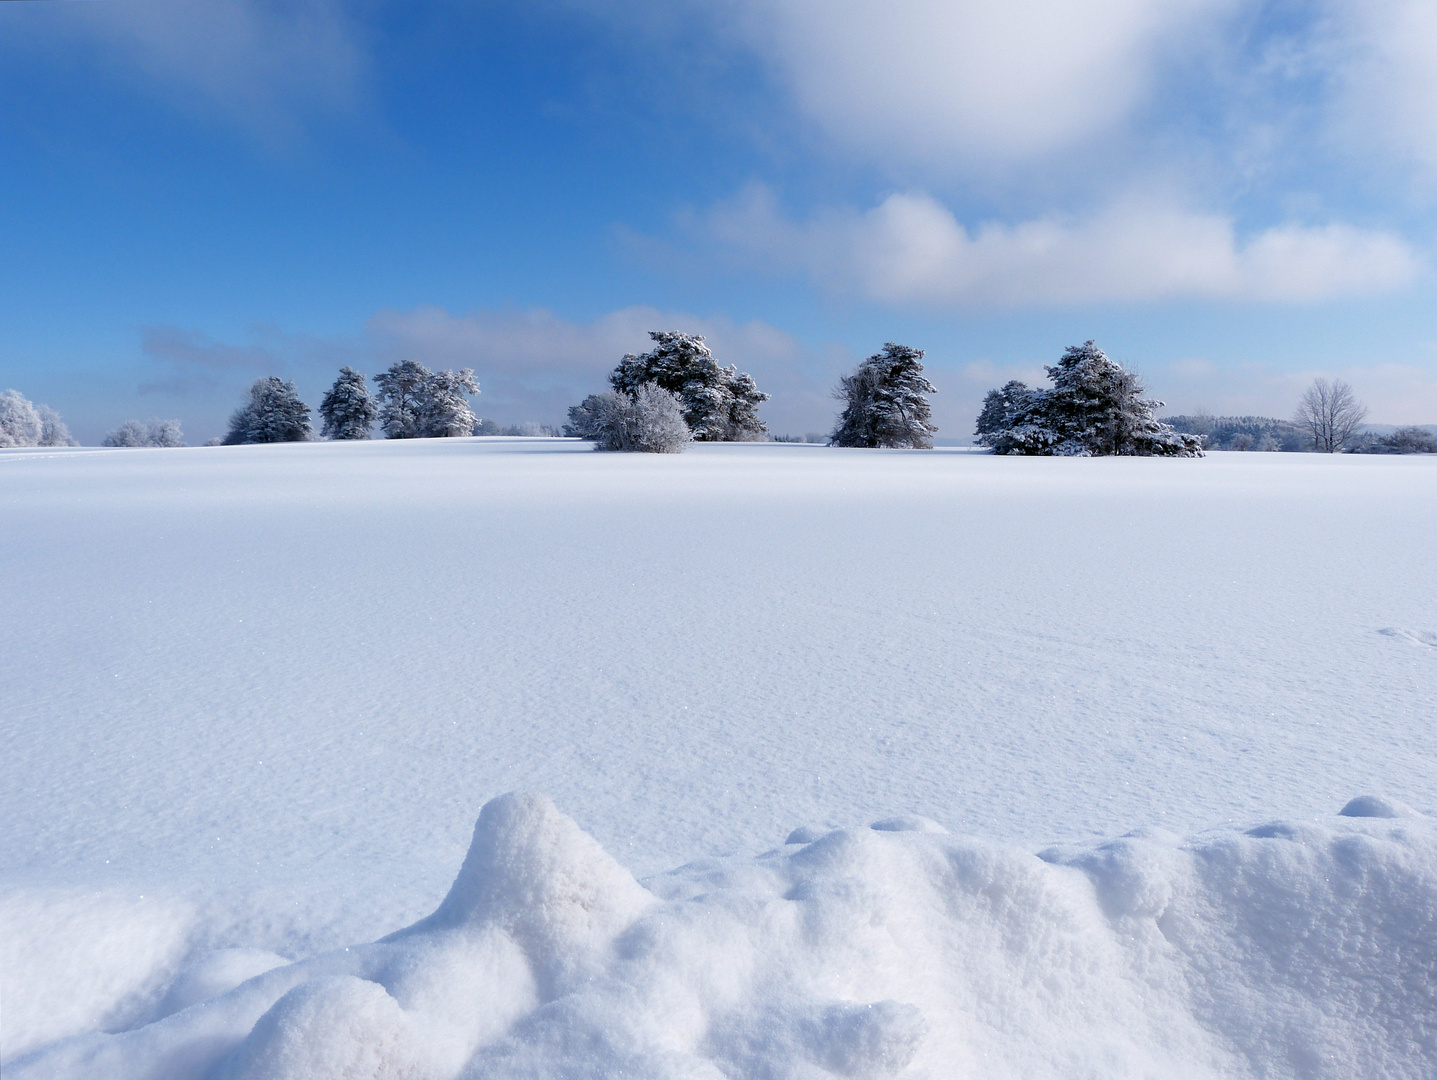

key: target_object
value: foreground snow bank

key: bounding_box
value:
[13,793,1436,1080]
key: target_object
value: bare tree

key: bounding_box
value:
[1293,378,1366,452]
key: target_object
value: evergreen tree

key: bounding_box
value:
[974,381,1030,445]
[417,368,480,438]
[610,331,768,441]
[373,360,431,439]
[981,341,1201,457]
[373,361,479,439]
[319,367,379,440]
[830,343,938,449]
[223,377,312,444]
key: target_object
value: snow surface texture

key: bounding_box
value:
[3,439,1437,1075]
[11,792,1437,1079]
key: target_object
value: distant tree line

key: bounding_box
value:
[12,341,1432,457]
[1164,378,1433,454]
[1161,415,1305,452]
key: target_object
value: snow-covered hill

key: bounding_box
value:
[3,439,1435,1077]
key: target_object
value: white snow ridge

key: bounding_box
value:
[12,791,1437,1080]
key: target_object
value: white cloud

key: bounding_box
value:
[717,0,1236,169]
[699,185,1422,308]
[1324,0,1437,178]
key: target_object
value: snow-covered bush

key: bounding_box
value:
[831,343,938,449]
[102,419,184,448]
[373,361,479,439]
[610,331,768,441]
[318,367,378,440]
[223,378,312,444]
[568,384,690,453]
[979,341,1202,457]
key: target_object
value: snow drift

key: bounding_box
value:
[12,792,1437,1080]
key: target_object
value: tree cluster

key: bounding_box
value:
[610,332,768,442]
[372,361,479,439]
[568,330,770,452]
[830,344,938,448]
[975,342,1202,457]
[103,418,186,448]
[0,390,76,448]
[220,363,481,445]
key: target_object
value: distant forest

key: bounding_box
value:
[1162,415,1307,452]
[1165,415,1437,453]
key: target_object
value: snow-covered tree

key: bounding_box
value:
[373,360,429,439]
[0,389,43,448]
[223,378,312,444]
[373,361,479,439]
[318,367,378,440]
[102,418,184,448]
[974,381,1031,445]
[417,368,480,438]
[610,331,768,441]
[35,405,77,446]
[146,418,185,447]
[830,343,938,449]
[981,341,1202,457]
[102,420,146,447]
[568,384,690,452]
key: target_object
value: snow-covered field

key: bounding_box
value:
[3,438,1435,1078]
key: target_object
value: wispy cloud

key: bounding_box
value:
[137,325,292,394]
[25,0,368,142]
[691,185,1422,308]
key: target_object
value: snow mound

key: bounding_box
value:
[1338,794,1413,819]
[1380,627,1437,650]
[12,794,1437,1080]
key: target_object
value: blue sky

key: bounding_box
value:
[2,0,1435,443]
